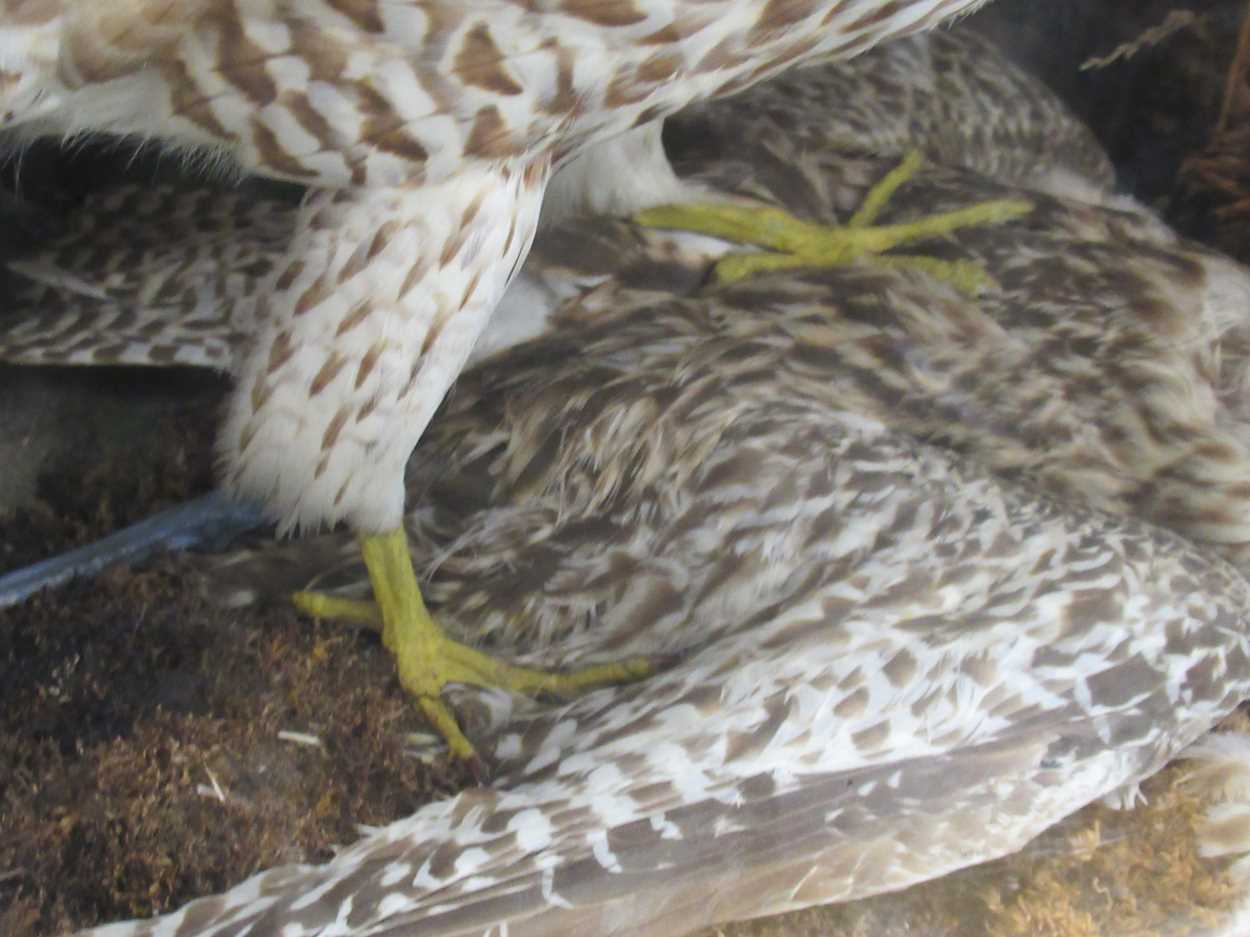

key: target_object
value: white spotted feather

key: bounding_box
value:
[7,25,1250,937]
[3,0,998,533]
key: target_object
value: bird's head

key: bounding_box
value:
[0,1,66,129]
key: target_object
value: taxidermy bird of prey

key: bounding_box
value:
[0,0,1025,760]
[7,28,1250,937]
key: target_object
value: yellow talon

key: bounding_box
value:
[635,150,1032,294]
[293,592,382,629]
[849,149,925,227]
[292,527,653,762]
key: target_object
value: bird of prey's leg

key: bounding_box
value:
[293,528,653,762]
[636,151,1033,294]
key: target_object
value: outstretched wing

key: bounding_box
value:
[81,368,1250,937]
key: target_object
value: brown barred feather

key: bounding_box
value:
[5,26,1250,937]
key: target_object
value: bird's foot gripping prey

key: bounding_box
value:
[638,151,1033,292]
[0,3,1026,766]
[292,528,652,763]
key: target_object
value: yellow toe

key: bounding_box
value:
[293,527,655,761]
[636,150,1032,294]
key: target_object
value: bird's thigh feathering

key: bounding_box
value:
[220,162,548,534]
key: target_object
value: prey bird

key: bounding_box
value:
[0,0,1019,761]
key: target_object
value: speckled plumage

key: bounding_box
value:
[2,23,1114,369]
[2,0,995,533]
[6,27,1250,937]
[152,432,1250,937]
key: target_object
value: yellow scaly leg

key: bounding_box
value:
[293,528,652,762]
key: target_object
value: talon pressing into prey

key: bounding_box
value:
[293,528,653,761]
[0,1,1034,772]
[637,151,1033,293]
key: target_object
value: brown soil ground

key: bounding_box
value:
[4,3,1250,936]
[0,376,477,934]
